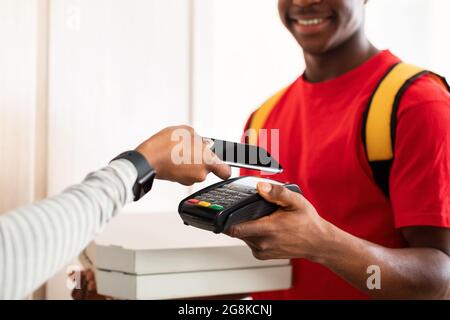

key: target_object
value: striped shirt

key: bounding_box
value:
[0,159,137,300]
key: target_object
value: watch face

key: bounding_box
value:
[140,170,157,194]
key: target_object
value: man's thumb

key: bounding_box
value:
[257,182,296,208]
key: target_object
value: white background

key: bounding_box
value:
[0,0,449,299]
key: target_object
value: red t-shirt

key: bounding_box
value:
[241,50,450,300]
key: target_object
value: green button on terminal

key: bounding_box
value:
[210,205,224,211]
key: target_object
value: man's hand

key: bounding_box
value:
[136,125,231,186]
[227,184,450,299]
[226,182,331,261]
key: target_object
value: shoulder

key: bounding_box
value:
[244,84,293,130]
[243,84,294,144]
[396,73,450,137]
[399,73,449,113]
[256,86,291,114]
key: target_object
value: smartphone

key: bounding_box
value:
[205,138,283,174]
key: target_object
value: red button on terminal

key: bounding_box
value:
[188,199,200,204]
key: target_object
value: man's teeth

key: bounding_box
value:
[297,18,325,26]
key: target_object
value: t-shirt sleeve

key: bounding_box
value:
[390,75,450,228]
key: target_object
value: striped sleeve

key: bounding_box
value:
[0,159,137,300]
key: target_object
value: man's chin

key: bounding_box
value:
[298,39,337,57]
[301,46,330,57]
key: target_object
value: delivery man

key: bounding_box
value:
[229,0,450,299]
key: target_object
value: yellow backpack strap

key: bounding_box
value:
[362,62,450,198]
[246,87,289,145]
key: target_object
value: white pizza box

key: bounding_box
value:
[96,265,292,300]
[92,213,292,299]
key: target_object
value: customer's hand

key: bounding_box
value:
[226,183,332,261]
[136,125,231,186]
[71,269,111,300]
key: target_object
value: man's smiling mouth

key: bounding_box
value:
[288,12,335,35]
[295,18,326,26]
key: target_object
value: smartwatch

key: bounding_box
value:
[112,151,157,201]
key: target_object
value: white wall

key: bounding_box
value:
[47,0,191,214]
[45,0,192,299]
[0,0,46,213]
[0,0,48,300]
[366,0,450,78]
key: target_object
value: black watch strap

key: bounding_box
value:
[112,151,156,201]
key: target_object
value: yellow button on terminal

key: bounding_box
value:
[198,201,211,208]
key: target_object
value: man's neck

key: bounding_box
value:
[303,29,379,83]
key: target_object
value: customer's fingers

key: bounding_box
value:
[210,162,232,180]
[204,147,231,180]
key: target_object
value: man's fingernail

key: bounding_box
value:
[259,182,272,193]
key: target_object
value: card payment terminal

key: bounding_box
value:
[178,176,301,234]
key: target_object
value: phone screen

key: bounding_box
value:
[230,177,284,188]
[207,138,283,174]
